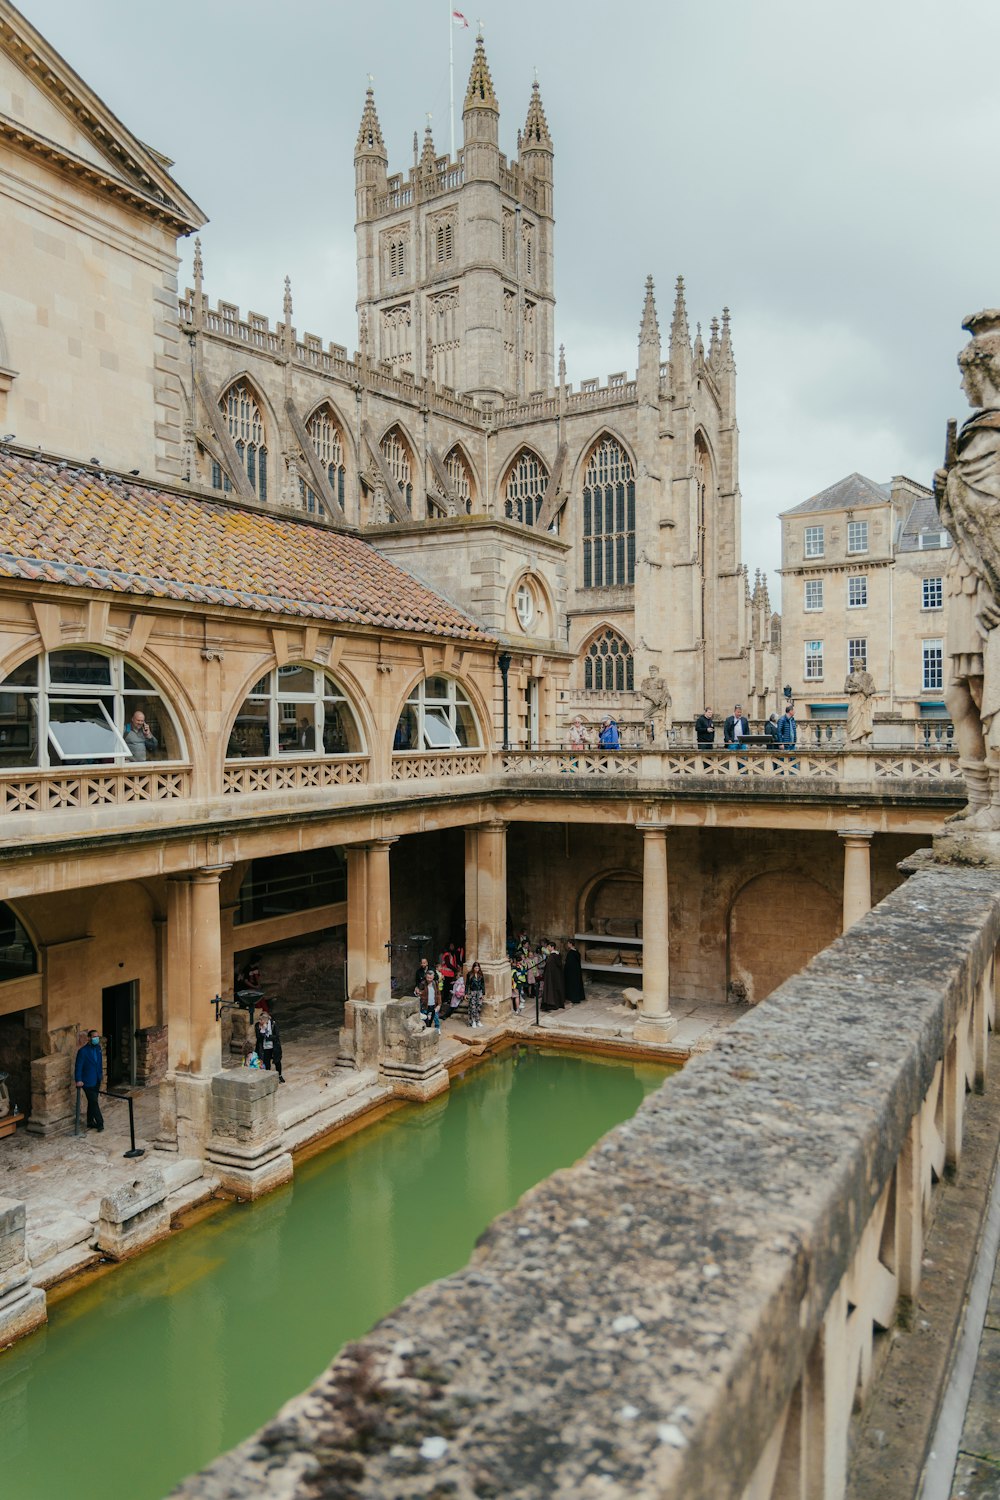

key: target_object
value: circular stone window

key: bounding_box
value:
[515,583,535,630]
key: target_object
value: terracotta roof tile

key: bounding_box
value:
[0,454,491,642]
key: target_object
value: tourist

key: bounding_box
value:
[511,950,529,1014]
[254,1011,284,1081]
[564,940,586,1005]
[540,941,566,1011]
[420,968,441,1030]
[242,1039,262,1069]
[74,1027,104,1132]
[438,944,457,1007]
[776,704,797,747]
[598,717,620,750]
[695,706,715,749]
[123,708,157,761]
[568,716,590,750]
[765,713,780,745]
[724,704,749,748]
[466,961,485,1027]
[414,955,430,992]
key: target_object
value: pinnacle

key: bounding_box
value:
[420,123,437,172]
[522,78,552,147]
[283,275,292,321]
[356,84,386,156]
[465,33,498,111]
[670,274,690,349]
[639,274,660,348]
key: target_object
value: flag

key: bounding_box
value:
[452,10,469,26]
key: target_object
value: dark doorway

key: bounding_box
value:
[102,981,137,1087]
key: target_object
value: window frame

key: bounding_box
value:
[581,437,636,589]
[922,576,944,611]
[847,637,868,671]
[847,519,869,556]
[395,676,479,752]
[804,525,825,558]
[226,667,365,760]
[804,639,825,681]
[847,576,868,609]
[804,579,824,612]
[922,639,944,692]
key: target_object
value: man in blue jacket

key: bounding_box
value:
[75,1028,104,1131]
[598,717,620,750]
[776,705,797,747]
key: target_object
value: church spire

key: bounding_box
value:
[720,306,735,372]
[522,79,551,147]
[639,274,660,348]
[464,32,498,112]
[356,84,386,158]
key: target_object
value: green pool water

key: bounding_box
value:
[2,1046,668,1500]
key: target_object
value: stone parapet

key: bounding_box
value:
[0,1197,46,1349]
[171,860,1000,1500]
[338,997,449,1103]
[96,1170,170,1260]
[204,1071,292,1200]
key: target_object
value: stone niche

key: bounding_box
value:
[96,1170,170,1260]
[204,1071,292,1200]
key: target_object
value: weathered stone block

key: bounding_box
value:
[135,1024,168,1086]
[205,1070,292,1200]
[26,1052,73,1137]
[378,998,449,1102]
[0,1197,46,1348]
[96,1170,170,1260]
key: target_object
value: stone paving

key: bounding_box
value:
[950,1250,1000,1498]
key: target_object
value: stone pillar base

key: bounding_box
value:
[378,998,449,1102]
[205,1070,292,1201]
[96,1170,171,1260]
[0,1198,47,1349]
[480,959,511,1028]
[156,1073,214,1156]
[633,1012,678,1043]
[26,1052,74,1137]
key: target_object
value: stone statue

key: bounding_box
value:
[639,663,672,744]
[934,309,1000,827]
[844,658,876,744]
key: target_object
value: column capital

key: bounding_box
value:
[170,865,232,886]
[838,828,874,845]
[474,818,508,834]
[361,836,399,853]
[636,822,670,835]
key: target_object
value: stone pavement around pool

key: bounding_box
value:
[0,985,746,1306]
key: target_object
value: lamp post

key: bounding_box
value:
[498,652,512,750]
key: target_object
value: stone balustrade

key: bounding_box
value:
[0,764,192,813]
[222,756,369,796]
[171,854,1000,1500]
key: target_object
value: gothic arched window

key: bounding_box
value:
[583,629,634,693]
[301,408,347,514]
[381,426,414,512]
[503,449,548,527]
[445,445,474,513]
[434,220,454,263]
[582,436,635,588]
[213,382,268,502]
[388,237,407,279]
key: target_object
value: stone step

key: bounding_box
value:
[32,1241,100,1290]
[160,1157,205,1193]
[167,1174,220,1222]
[277,1068,376,1132]
[282,1082,392,1155]
[26,1209,93,1267]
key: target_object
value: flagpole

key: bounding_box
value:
[449,3,455,162]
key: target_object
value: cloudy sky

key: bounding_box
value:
[18,0,999,594]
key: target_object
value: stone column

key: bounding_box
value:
[365,837,396,1003]
[839,830,873,931]
[345,845,369,1001]
[634,824,677,1041]
[157,865,228,1155]
[470,819,511,1024]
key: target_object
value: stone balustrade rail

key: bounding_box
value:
[171,857,1000,1500]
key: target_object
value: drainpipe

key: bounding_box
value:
[498,652,512,750]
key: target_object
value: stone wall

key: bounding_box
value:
[170,857,1000,1500]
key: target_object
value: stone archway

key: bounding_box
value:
[727,870,840,1004]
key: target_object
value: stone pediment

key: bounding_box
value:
[0,2,204,232]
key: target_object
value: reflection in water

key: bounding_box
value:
[2,1047,669,1500]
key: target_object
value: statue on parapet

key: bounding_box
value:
[844,657,876,744]
[935,309,1000,827]
[639,662,673,744]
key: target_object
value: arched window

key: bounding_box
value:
[582,436,635,588]
[503,449,548,527]
[584,629,634,693]
[522,223,534,277]
[434,220,454,263]
[227,668,364,759]
[444,446,474,513]
[395,676,479,751]
[0,902,36,981]
[388,237,407,279]
[0,649,184,769]
[212,382,268,502]
[300,408,347,514]
[381,427,414,512]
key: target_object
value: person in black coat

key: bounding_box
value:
[254,1013,284,1082]
[723,705,750,747]
[695,707,715,749]
[563,941,586,1005]
[540,943,566,1011]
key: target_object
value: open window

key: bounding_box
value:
[227,667,365,759]
[395,676,479,752]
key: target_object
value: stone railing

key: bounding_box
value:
[172,856,1000,1500]
[500,746,962,785]
[0,764,192,813]
[666,719,954,751]
[390,750,486,781]
[222,757,369,796]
